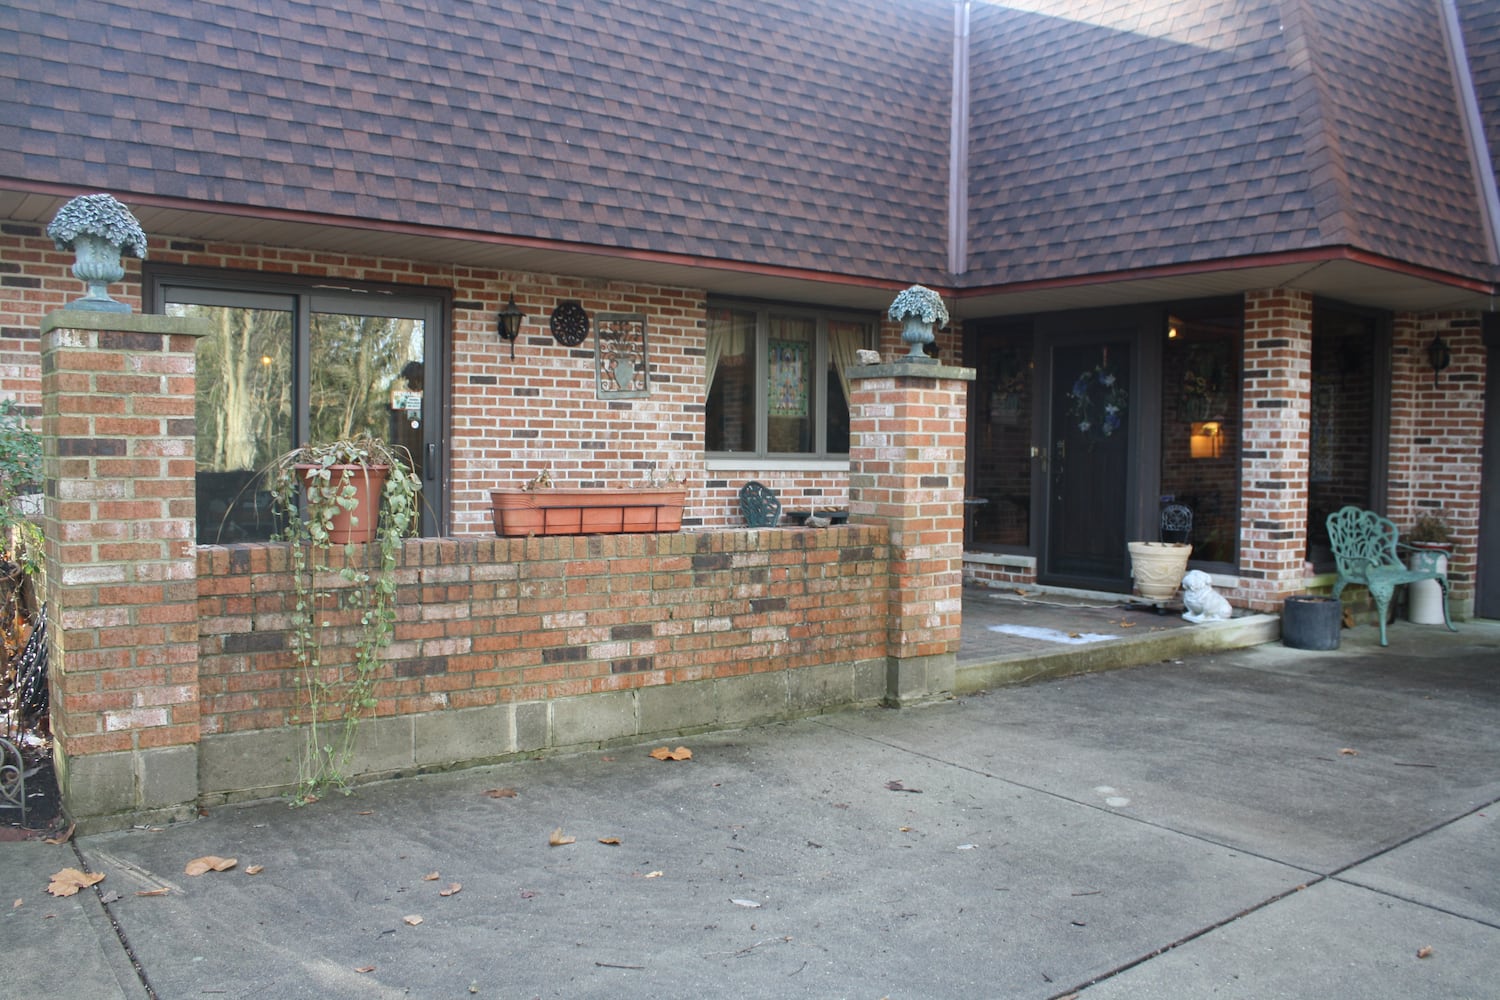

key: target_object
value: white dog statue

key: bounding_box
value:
[1181,569,1232,623]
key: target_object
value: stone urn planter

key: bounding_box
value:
[46,193,149,313]
[1127,541,1192,601]
[887,284,948,361]
[491,487,687,537]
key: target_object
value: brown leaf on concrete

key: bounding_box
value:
[439,882,462,897]
[46,868,104,897]
[598,837,621,845]
[355,966,376,974]
[423,871,440,881]
[135,888,171,897]
[184,856,237,876]
[245,865,264,876]
[649,746,693,761]
[1417,945,1434,959]
[43,822,75,846]
[484,787,518,798]
[549,827,576,846]
[403,915,423,926]
[1339,748,1360,757]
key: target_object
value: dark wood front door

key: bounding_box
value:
[1044,338,1134,587]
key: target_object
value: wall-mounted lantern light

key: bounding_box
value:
[1427,334,1451,387]
[497,295,525,360]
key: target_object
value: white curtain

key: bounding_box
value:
[705,316,725,390]
[828,322,863,407]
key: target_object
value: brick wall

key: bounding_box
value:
[2,223,902,535]
[1386,312,1485,613]
[196,527,891,738]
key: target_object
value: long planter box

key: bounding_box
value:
[490,487,687,536]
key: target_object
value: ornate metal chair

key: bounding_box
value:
[1160,503,1193,544]
[737,480,782,528]
[1326,505,1456,646]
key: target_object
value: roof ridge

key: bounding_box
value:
[1278,0,1361,248]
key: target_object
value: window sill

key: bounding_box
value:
[705,456,851,473]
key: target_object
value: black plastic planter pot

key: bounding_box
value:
[1282,595,1341,650]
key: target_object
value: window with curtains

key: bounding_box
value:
[705,303,872,458]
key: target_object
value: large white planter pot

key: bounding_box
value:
[1407,545,1449,624]
[1128,542,1192,601]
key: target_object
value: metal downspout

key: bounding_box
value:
[948,0,971,277]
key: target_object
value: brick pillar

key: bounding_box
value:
[42,310,208,829]
[1239,289,1312,612]
[848,359,974,704]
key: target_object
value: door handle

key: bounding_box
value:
[425,442,437,482]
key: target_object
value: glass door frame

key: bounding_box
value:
[145,266,451,537]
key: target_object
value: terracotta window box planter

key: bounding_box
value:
[490,487,687,537]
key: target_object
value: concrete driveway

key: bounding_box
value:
[6,619,1498,999]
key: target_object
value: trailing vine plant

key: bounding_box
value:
[268,436,420,805]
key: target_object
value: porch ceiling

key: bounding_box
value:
[4,189,1495,319]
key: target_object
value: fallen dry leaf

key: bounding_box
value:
[649,745,693,761]
[184,856,238,876]
[439,882,462,897]
[598,836,622,845]
[12,898,20,909]
[643,870,664,879]
[1119,621,1136,628]
[43,822,75,845]
[357,810,374,816]
[422,871,441,881]
[403,914,423,926]
[355,966,376,974]
[1417,945,1434,959]
[484,787,518,799]
[46,868,105,897]
[1339,748,1360,757]
[549,827,576,846]
[245,865,264,876]
[135,887,171,897]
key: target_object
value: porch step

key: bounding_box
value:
[955,612,1280,693]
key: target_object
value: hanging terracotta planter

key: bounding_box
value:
[490,487,686,537]
[298,464,390,544]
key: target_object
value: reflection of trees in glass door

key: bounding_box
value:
[155,274,445,542]
[309,309,426,484]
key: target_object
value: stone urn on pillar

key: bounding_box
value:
[887,284,949,362]
[46,193,149,314]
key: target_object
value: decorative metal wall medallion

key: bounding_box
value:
[550,301,590,346]
[595,312,649,398]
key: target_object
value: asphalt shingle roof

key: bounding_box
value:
[963,0,1495,287]
[3,0,1497,291]
[0,0,953,284]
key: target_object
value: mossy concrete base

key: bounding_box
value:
[58,744,200,834]
[187,661,891,810]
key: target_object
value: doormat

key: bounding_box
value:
[987,624,1118,644]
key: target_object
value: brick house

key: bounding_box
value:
[2,2,1499,817]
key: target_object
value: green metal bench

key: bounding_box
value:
[1327,505,1456,646]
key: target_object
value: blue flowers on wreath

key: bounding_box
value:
[1068,362,1127,440]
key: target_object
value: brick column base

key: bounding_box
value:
[42,310,208,830]
[848,361,974,704]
